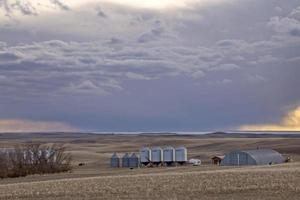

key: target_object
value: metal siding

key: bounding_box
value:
[129,153,139,168]
[122,153,130,168]
[151,147,163,163]
[110,153,120,168]
[175,147,187,162]
[242,149,285,165]
[163,146,175,162]
[221,149,284,166]
[140,147,151,163]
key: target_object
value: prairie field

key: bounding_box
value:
[1,163,300,200]
[0,132,300,200]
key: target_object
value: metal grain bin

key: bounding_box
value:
[140,147,151,166]
[129,153,139,168]
[163,146,175,165]
[110,153,120,168]
[175,146,187,164]
[151,147,163,164]
[122,153,130,168]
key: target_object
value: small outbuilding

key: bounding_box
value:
[211,156,225,165]
[129,153,139,168]
[221,149,285,166]
[110,153,120,168]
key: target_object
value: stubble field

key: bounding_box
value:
[0,132,300,199]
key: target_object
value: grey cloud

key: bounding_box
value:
[0,32,295,100]
[96,7,107,18]
[290,28,300,36]
[138,26,165,43]
[11,1,37,16]
[106,37,123,45]
[0,0,300,130]
[290,6,300,20]
[61,80,108,96]
[274,6,283,13]
[191,70,205,79]
[0,0,70,19]
[0,0,37,16]
[0,51,22,63]
[247,74,267,83]
[0,42,7,49]
[50,0,70,11]
[268,16,300,37]
[209,63,240,72]
[216,39,245,48]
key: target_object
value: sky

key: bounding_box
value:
[0,0,300,132]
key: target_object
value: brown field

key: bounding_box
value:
[0,132,300,199]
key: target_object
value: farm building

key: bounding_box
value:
[221,149,285,166]
[140,147,151,166]
[129,153,139,168]
[175,146,188,164]
[110,153,120,168]
[122,153,130,168]
[151,147,163,165]
[163,146,175,165]
[211,156,224,165]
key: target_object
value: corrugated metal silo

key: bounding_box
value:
[122,153,130,168]
[163,146,175,165]
[175,146,188,164]
[110,153,120,168]
[151,147,163,165]
[129,153,139,168]
[140,147,151,166]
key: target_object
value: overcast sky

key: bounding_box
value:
[0,0,300,132]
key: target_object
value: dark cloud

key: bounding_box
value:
[138,22,165,43]
[8,1,37,16]
[106,37,123,45]
[290,28,300,36]
[0,52,22,63]
[0,0,300,131]
[96,7,107,18]
[50,0,70,11]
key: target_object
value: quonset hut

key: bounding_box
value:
[110,153,120,168]
[221,149,285,166]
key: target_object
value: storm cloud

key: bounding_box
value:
[0,0,300,131]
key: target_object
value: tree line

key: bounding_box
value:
[0,144,72,178]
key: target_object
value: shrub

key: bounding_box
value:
[0,144,72,178]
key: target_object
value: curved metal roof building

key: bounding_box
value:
[221,149,285,166]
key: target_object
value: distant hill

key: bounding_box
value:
[204,132,300,138]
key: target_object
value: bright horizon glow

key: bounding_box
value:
[98,0,228,9]
[0,0,227,12]
[101,0,193,9]
[0,119,77,133]
[240,106,300,132]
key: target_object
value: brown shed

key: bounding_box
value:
[211,156,225,165]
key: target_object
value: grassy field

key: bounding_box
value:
[0,133,300,199]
